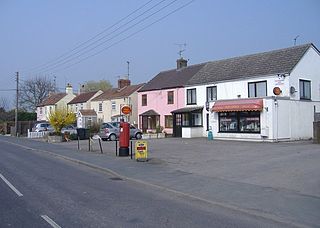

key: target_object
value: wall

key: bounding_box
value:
[138,88,185,134]
[182,127,203,138]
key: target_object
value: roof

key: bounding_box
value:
[187,43,314,86]
[78,109,97,116]
[171,106,203,114]
[138,63,206,92]
[37,93,66,106]
[92,84,144,101]
[139,109,160,116]
[68,91,99,104]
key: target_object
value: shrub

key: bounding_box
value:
[48,108,76,135]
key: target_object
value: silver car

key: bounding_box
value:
[33,123,54,132]
[98,122,119,141]
[109,122,143,140]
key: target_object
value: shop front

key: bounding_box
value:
[211,99,264,139]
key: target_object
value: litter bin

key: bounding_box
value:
[77,128,89,140]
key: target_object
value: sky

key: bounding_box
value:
[1,0,320,108]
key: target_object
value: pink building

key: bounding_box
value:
[138,59,205,135]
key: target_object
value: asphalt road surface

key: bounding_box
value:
[0,139,292,228]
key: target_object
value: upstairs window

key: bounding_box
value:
[111,101,116,110]
[187,88,197,105]
[167,91,174,104]
[299,79,311,100]
[206,86,217,102]
[98,103,102,112]
[142,94,147,106]
[248,81,267,97]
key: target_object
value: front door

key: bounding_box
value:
[173,113,182,137]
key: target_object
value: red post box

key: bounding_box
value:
[119,121,130,156]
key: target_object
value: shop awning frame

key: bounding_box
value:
[212,99,263,112]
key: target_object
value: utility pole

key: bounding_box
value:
[15,72,19,137]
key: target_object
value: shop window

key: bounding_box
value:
[299,79,311,100]
[219,111,260,133]
[142,94,147,106]
[248,81,267,97]
[187,88,197,105]
[165,115,173,128]
[182,113,190,126]
[167,91,174,104]
[206,86,217,102]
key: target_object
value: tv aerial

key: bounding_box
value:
[175,43,187,58]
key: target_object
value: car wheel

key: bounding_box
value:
[109,134,117,141]
[135,133,142,139]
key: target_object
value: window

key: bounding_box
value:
[167,91,174,104]
[111,101,116,110]
[98,103,102,112]
[142,94,147,106]
[165,115,173,128]
[75,104,78,112]
[192,113,202,126]
[248,81,267,97]
[206,86,217,102]
[187,88,196,105]
[219,111,260,133]
[182,113,190,126]
[80,103,83,110]
[40,107,42,115]
[299,79,311,100]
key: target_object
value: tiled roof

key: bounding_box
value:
[68,91,99,104]
[78,109,97,116]
[187,43,314,86]
[139,109,160,116]
[171,106,203,113]
[138,63,206,92]
[37,93,66,106]
[92,84,144,101]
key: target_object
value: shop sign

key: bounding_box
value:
[121,105,132,115]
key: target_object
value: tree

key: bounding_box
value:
[48,108,76,135]
[82,79,112,92]
[0,97,9,111]
[19,76,55,112]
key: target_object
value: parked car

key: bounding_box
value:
[98,122,119,141]
[108,122,143,140]
[32,122,54,132]
[61,125,77,135]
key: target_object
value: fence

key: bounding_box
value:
[27,129,49,138]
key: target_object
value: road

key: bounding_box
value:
[0,138,291,228]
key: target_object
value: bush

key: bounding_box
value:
[48,108,76,135]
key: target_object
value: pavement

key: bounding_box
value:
[2,136,320,228]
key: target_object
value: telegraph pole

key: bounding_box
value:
[15,72,19,137]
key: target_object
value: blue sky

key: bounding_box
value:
[1,0,319,108]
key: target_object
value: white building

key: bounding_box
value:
[36,84,76,121]
[175,43,320,141]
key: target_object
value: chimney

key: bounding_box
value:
[176,58,188,69]
[118,78,131,89]
[66,83,73,95]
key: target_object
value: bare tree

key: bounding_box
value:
[19,77,55,111]
[0,97,9,111]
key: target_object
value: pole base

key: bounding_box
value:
[119,147,129,157]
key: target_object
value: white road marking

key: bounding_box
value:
[0,173,23,197]
[41,215,62,228]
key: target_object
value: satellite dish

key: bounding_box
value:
[290,86,296,94]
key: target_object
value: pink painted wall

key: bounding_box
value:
[138,88,185,134]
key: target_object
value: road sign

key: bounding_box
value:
[121,105,132,115]
[135,140,148,161]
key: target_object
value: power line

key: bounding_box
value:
[33,0,179,74]
[51,0,195,73]
[23,0,156,73]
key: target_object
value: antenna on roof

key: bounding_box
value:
[127,61,130,79]
[293,35,300,46]
[175,43,187,58]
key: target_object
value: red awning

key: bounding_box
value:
[212,99,263,112]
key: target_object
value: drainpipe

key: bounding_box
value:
[274,97,279,142]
